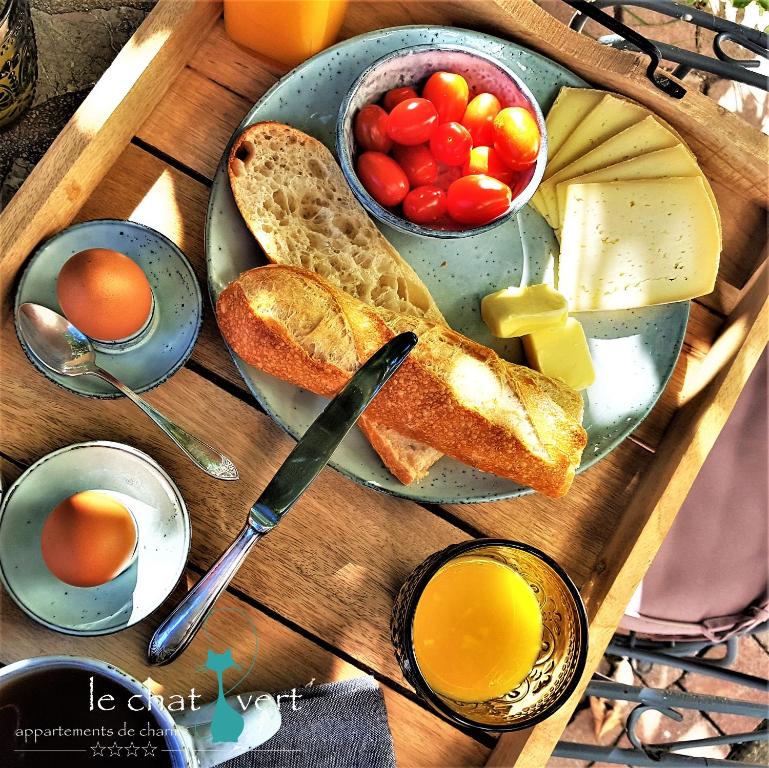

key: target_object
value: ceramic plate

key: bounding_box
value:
[15,219,203,397]
[0,441,190,635]
[206,25,688,504]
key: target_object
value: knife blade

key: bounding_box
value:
[249,330,418,531]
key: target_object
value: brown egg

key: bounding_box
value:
[56,248,153,342]
[41,490,138,588]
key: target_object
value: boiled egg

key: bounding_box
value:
[41,490,138,588]
[56,248,153,342]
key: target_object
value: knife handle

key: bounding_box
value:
[147,523,262,665]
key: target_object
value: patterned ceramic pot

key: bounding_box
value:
[0,0,37,129]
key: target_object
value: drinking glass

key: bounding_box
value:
[391,539,589,731]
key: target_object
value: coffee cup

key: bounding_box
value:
[0,656,281,767]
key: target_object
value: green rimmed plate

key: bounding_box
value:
[205,25,687,504]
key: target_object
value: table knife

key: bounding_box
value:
[147,331,418,665]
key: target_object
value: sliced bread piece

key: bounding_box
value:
[227,122,444,484]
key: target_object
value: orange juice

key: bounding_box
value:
[223,0,349,67]
[412,556,543,702]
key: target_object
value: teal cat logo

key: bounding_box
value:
[205,648,245,743]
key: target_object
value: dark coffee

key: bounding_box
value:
[0,666,176,767]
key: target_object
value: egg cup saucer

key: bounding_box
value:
[0,441,190,636]
[14,219,202,398]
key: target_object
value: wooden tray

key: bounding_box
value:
[1,2,766,765]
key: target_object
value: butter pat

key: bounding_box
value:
[481,284,568,338]
[523,317,595,391]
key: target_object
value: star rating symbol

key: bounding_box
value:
[142,741,157,757]
[91,742,105,757]
[125,742,140,757]
[108,742,122,757]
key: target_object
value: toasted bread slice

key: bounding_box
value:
[227,122,445,483]
[217,265,587,498]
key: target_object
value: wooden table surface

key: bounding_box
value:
[1,2,766,765]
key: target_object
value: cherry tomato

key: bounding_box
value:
[446,174,512,226]
[461,92,501,146]
[493,107,540,170]
[392,143,438,187]
[422,71,470,123]
[354,104,392,153]
[433,162,462,191]
[382,86,418,112]
[462,145,516,186]
[386,98,438,145]
[429,121,472,166]
[402,185,448,224]
[356,151,409,207]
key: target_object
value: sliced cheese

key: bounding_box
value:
[545,94,649,180]
[540,116,679,226]
[554,145,710,230]
[544,87,605,161]
[558,177,721,312]
[531,87,603,219]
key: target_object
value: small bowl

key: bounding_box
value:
[391,539,588,731]
[337,44,548,239]
[0,441,190,636]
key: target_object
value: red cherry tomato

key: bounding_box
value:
[422,71,470,123]
[462,145,516,186]
[382,86,418,112]
[461,92,501,146]
[446,174,512,226]
[354,104,392,153]
[356,151,409,207]
[429,121,472,166]
[391,143,438,187]
[386,98,438,145]
[493,107,540,170]
[402,185,448,224]
[433,162,462,191]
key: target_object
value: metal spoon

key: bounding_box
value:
[16,302,238,481]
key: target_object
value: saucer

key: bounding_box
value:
[0,441,190,636]
[14,219,202,397]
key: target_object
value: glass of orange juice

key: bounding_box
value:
[391,539,588,731]
[223,0,349,68]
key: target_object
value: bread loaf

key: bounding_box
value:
[228,121,446,483]
[216,265,587,498]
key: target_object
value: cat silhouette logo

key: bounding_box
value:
[198,607,260,744]
[204,649,245,743]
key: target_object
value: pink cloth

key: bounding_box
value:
[621,350,768,641]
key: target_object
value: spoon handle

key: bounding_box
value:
[93,367,239,481]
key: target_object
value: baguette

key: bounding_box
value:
[216,265,587,498]
[228,121,445,483]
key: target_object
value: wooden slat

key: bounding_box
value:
[138,66,254,179]
[0,313,475,688]
[444,437,652,588]
[0,0,219,311]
